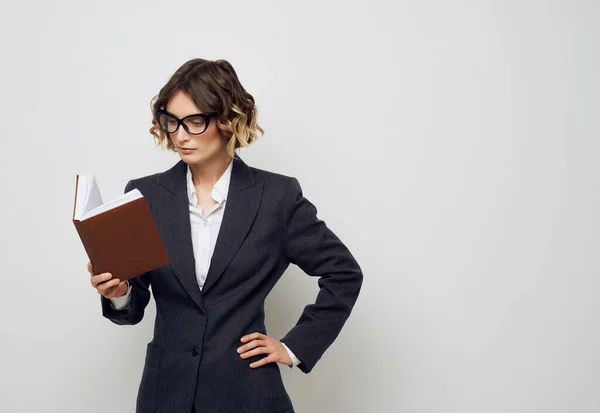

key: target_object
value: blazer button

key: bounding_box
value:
[191,348,199,357]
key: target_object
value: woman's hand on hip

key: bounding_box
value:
[237,332,292,368]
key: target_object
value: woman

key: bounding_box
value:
[87,58,363,413]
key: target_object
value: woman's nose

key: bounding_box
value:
[173,125,190,141]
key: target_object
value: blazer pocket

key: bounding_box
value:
[144,342,164,369]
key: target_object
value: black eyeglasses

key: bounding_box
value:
[155,110,218,135]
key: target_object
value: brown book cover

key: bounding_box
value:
[72,175,170,282]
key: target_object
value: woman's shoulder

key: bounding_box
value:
[250,165,294,185]
[246,165,307,209]
[125,160,186,192]
[249,164,303,196]
[124,171,162,192]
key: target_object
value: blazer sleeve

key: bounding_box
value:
[100,179,152,326]
[279,177,363,373]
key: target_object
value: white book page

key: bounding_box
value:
[74,174,104,221]
[74,176,87,220]
[74,174,143,221]
[82,189,143,220]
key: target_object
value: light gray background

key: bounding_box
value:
[1,1,598,412]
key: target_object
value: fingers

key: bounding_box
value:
[109,281,129,299]
[237,333,287,368]
[97,277,122,296]
[87,262,127,299]
[90,272,113,288]
[238,337,268,355]
[250,354,276,368]
[238,339,269,359]
[240,332,267,343]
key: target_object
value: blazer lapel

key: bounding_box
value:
[158,160,204,311]
[201,157,264,294]
[157,157,264,306]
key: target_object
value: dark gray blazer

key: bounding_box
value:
[101,157,363,413]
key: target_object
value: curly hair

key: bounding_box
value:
[149,58,264,159]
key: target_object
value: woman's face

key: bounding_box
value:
[165,90,227,165]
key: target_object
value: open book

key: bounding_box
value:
[73,174,170,282]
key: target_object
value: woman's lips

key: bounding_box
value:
[179,147,195,153]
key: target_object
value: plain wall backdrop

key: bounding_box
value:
[1,1,599,412]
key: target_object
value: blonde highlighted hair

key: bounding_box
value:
[149,58,264,159]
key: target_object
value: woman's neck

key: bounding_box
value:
[188,154,232,187]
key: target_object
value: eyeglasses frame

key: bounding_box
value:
[155,110,218,135]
